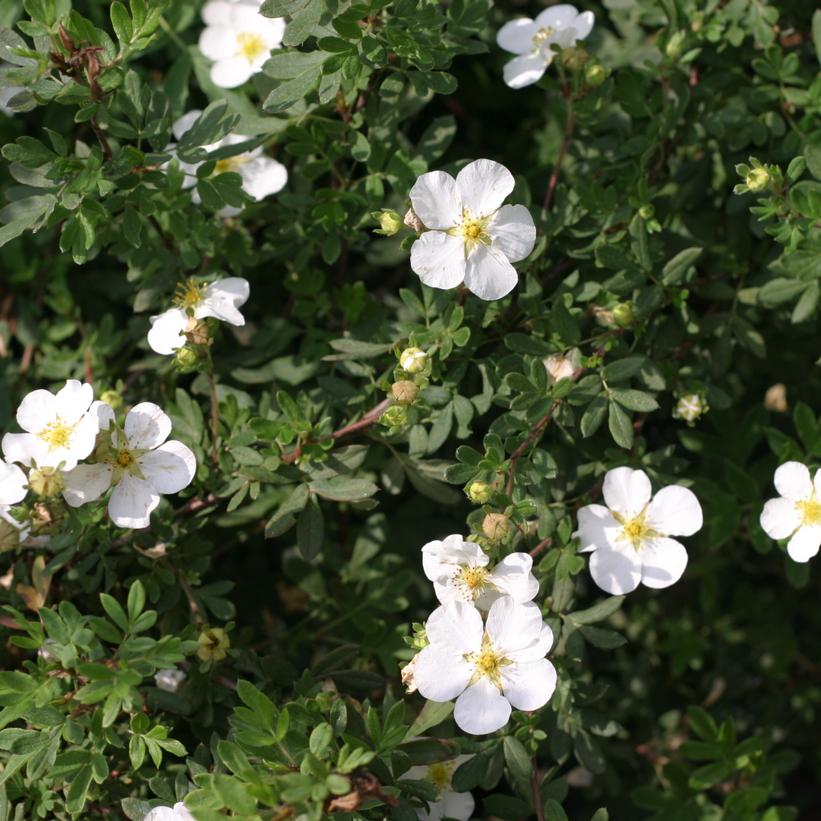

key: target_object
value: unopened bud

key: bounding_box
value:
[673,394,707,425]
[584,62,607,86]
[482,512,510,542]
[466,481,492,504]
[638,204,655,220]
[28,467,64,498]
[746,167,771,193]
[560,46,588,71]
[403,208,425,233]
[197,627,230,662]
[665,31,686,59]
[399,347,427,374]
[612,302,635,328]
[99,389,122,410]
[173,346,200,372]
[380,404,409,428]
[391,380,419,405]
[373,209,403,236]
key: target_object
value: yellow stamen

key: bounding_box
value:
[449,209,490,253]
[457,565,490,595]
[38,420,74,451]
[796,496,821,527]
[214,155,249,175]
[236,32,267,62]
[466,633,510,689]
[532,25,556,47]
[615,510,655,549]
[427,762,455,792]
[173,278,206,310]
[116,449,134,468]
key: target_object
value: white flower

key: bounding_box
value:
[497,5,595,89]
[154,668,187,693]
[414,596,557,735]
[143,802,196,821]
[673,393,707,424]
[147,276,249,355]
[402,756,474,821]
[62,402,196,529]
[576,466,703,595]
[199,0,285,88]
[760,461,821,563]
[422,534,538,609]
[408,159,536,301]
[0,459,27,506]
[170,110,288,217]
[1,380,100,471]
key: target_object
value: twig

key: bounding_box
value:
[531,766,545,821]
[165,560,204,625]
[174,493,218,518]
[543,106,575,211]
[529,538,553,558]
[206,369,219,466]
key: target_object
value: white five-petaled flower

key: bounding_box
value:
[0,459,27,506]
[402,756,474,821]
[575,466,703,595]
[497,4,595,89]
[422,534,538,609]
[62,402,196,529]
[1,380,100,472]
[199,0,284,88]
[413,596,557,735]
[147,277,250,355]
[171,110,288,217]
[154,668,187,693]
[760,461,821,563]
[408,159,536,301]
[143,802,196,821]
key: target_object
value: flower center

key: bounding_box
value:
[173,278,206,311]
[38,419,74,451]
[466,633,510,689]
[796,496,821,527]
[618,512,654,549]
[236,32,267,62]
[214,155,249,175]
[457,564,490,593]
[532,25,556,47]
[426,762,454,792]
[116,449,135,468]
[450,209,491,254]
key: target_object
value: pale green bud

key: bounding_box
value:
[467,481,492,504]
[399,347,427,374]
[28,467,64,498]
[373,209,403,236]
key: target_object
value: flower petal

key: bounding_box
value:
[1,433,40,467]
[455,159,514,218]
[485,597,545,660]
[760,497,802,540]
[421,534,488,582]
[487,552,539,603]
[240,157,288,200]
[0,460,27,505]
[454,678,511,735]
[496,18,538,54]
[138,440,196,494]
[488,204,536,263]
[414,645,472,702]
[503,54,547,89]
[535,4,580,29]
[640,537,688,589]
[198,25,235,61]
[410,232,467,291]
[62,463,113,507]
[463,244,519,301]
[439,790,475,821]
[198,278,250,326]
[774,461,813,501]
[409,171,461,230]
[588,545,641,595]
[108,474,160,529]
[572,11,595,40]
[147,309,189,355]
[602,466,652,518]
[646,485,703,537]
[787,525,821,563]
[54,380,94,424]
[426,601,483,655]
[575,504,620,552]
[501,658,557,711]
[211,57,254,88]
[15,389,57,433]
[124,402,172,450]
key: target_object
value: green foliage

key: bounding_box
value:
[0,0,819,819]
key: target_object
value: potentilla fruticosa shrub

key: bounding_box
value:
[0,0,819,818]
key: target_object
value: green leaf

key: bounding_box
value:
[110,1,132,45]
[126,580,145,624]
[567,596,625,625]
[502,736,531,781]
[404,701,453,740]
[788,180,821,218]
[608,401,634,449]
[661,247,702,285]
[687,706,718,740]
[176,102,240,162]
[601,356,645,382]
[297,495,324,560]
[99,593,129,633]
[0,195,57,249]
[578,625,627,649]
[610,388,659,413]
[688,760,734,790]
[263,484,309,538]
[310,476,378,502]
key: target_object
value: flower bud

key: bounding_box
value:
[673,394,707,425]
[380,405,409,428]
[99,389,122,410]
[544,349,581,383]
[28,467,64,498]
[482,512,511,542]
[466,481,492,504]
[197,627,230,662]
[638,204,655,220]
[399,347,427,374]
[665,31,686,60]
[612,302,635,328]
[746,167,771,193]
[560,46,588,71]
[373,209,403,236]
[173,346,200,372]
[391,380,419,405]
[403,208,425,233]
[584,62,607,86]
[154,668,187,693]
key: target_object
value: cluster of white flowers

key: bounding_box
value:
[0,380,195,531]
[147,276,250,355]
[198,0,284,88]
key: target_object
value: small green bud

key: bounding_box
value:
[391,380,419,405]
[381,404,409,428]
[482,512,511,542]
[746,167,771,193]
[467,481,492,504]
[612,302,635,328]
[28,467,64,498]
[585,62,607,86]
[638,204,655,220]
[399,347,427,374]
[665,31,686,60]
[373,209,403,236]
[560,46,588,71]
[99,389,122,410]
[174,346,200,372]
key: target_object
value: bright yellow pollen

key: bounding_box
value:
[173,278,205,310]
[117,449,134,468]
[463,221,483,239]
[236,32,267,62]
[458,565,490,593]
[619,513,653,549]
[38,420,73,451]
[467,633,510,689]
[796,496,821,527]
